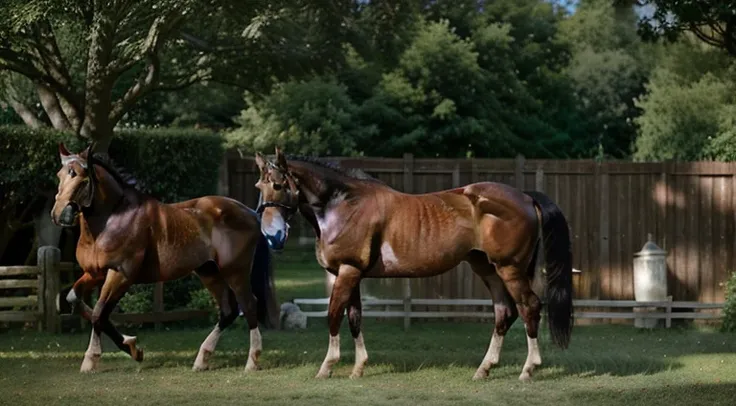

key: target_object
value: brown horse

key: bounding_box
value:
[254,148,573,381]
[51,143,276,373]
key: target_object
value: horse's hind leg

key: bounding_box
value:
[221,264,263,373]
[467,253,519,380]
[193,261,240,371]
[347,284,368,379]
[497,263,543,382]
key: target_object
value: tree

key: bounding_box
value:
[635,0,736,56]
[560,0,653,158]
[0,0,351,151]
[633,37,736,161]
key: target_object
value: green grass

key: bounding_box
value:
[1,249,735,405]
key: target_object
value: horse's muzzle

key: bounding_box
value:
[57,202,80,227]
[265,229,288,252]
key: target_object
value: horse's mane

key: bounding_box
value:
[89,153,147,193]
[286,155,385,184]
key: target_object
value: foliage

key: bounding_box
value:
[228,76,373,157]
[0,0,353,150]
[721,271,736,332]
[635,0,736,56]
[106,128,225,203]
[188,287,218,323]
[560,0,654,159]
[117,288,154,314]
[633,39,736,161]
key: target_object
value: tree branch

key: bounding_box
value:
[108,53,160,124]
[108,11,189,124]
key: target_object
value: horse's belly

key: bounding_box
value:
[365,238,471,278]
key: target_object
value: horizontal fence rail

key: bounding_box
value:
[293,297,724,330]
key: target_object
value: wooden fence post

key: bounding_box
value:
[217,154,230,197]
[38,246,61,334]
[402,153,414,331]
[515,155,525,190]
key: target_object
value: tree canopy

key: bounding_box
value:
[5,0,736,161]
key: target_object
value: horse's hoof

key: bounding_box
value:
[192,363,209,372]
[244,363,260,373]
[315,369,331,379]
[134,348,144,363]
[80,355,100,373]
[349,370,364,379]
[472,371,488,381]
[519,372,533,382]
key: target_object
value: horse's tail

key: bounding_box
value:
[251,233,277,328]
[524,190,574,349]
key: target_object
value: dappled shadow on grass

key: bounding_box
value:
[1,322,734,381]
[567,382,736,405]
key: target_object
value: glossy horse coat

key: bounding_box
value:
[52,143,276,373]
[255,148,573,381]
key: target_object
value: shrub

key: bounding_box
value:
[721,271,736,333]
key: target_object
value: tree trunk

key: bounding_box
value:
[37,84,71,130]
[8,98,44,128]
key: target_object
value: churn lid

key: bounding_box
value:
[634,233,667,257]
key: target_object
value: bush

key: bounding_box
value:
[721,271,736,333]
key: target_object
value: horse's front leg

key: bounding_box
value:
[81,269,139,373]
[67,272,104,320]
[315,265,361,379]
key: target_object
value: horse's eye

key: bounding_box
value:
[273,183,283,191]
[68,168,77,178]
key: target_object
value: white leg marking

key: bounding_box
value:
[519,327,542,382]
[80,329,102,373]
[473,331,504,380]
[316,334,340,378]
[193,326,222,371]
[66,289,78,304]
[244,327,262,372]
[350,332,368,379]
[122,334,142,362]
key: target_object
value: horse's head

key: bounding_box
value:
[51,143,98,227]
[254,147,299,251]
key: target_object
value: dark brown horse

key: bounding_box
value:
[51,143,276,373]
[254,148,573,381]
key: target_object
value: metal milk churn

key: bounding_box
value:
[633,233,668,328]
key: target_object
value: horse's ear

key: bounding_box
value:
[255,152,268,172]
[59,143,71,160]
[275,146,288,169]
[79,144,97,207]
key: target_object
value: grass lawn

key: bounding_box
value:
[1,248,735,405]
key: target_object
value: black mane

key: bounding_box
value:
[91,153,147,192]
[285,155,384,184]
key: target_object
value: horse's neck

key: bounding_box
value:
[80,172,130,239]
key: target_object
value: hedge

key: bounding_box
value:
[0,125,225,209]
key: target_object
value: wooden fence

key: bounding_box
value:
[293,297,724,331]
[0,247,64,332]
[226,152,736,306]
[0,247,210,332]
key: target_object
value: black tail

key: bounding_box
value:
[524,190,574,349]
[251,233,277,328]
